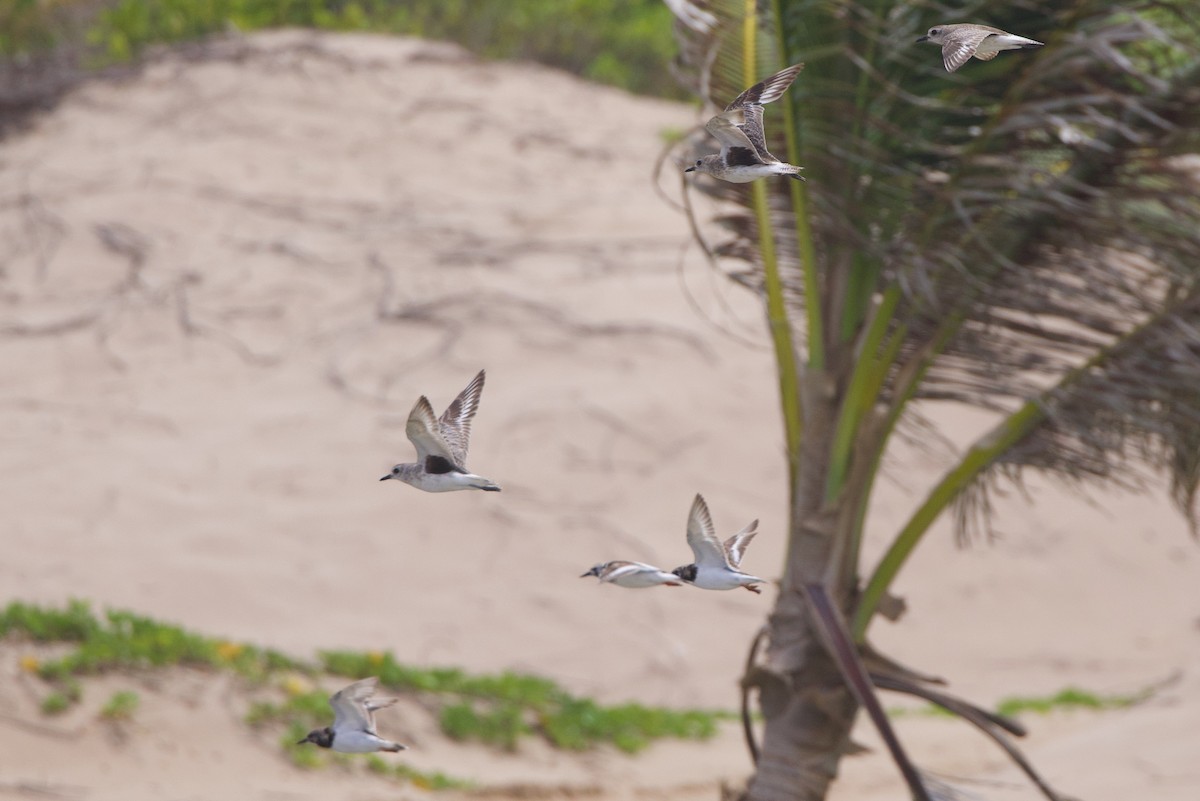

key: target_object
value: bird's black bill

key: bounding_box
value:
[379,475,390,481]
[296,738,309,745]
[915,35,928,42]
[684,166,696,172]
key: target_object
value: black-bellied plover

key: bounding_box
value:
[580,560,683,588]
[380,369,501,493]
[297,677,408,754]
[917,24,1043,72]
[671,494,766,593]
[685,63,806,183]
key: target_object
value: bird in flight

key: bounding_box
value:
[380,369,501,493]
[580,560,683,588]
[917,24,1044,72]
[686,63,806,183]
[671,494,766,593]
[297,677,408,754]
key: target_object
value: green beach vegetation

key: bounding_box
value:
[0,0,682,98]
[3,600,725,767]
[3,598,1159,790]
[99,689,141,720]
[890,685,1156,720]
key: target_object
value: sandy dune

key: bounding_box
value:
[1,30,1197,801]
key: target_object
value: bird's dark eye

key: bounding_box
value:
[695,159,703,166]
[930,28,939,35]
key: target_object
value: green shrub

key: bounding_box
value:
[7,600,726,753]
[996,686,1144,716]
[40,692,71,715]
[439,701,528,751]
[0,599,99,642]
[541,698,719,753]
[889,684,1154,720]
[1,0,681,98]
[100,690,140,720]
[393,762,474,791]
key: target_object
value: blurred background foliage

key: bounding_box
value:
[0,0,684,133]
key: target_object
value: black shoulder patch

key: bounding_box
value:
[425,455,462,474]
[726,147,762,167]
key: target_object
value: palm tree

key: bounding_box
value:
[664,0,1200,799]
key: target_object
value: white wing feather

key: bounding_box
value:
[685,494,729,569]
[405,396,455,465]
[723,520,759,568]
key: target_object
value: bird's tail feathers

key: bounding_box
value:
[782,164,806,181]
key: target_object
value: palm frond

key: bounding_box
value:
[671,0,1200,533]
[963,292,1200,533]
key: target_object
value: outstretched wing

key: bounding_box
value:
[364,697,399,735]
[437,369,486,468]
[685,494,729,569]
[716,64,802,160]
[942,28,994,72]
[736,105,779,162]
[405,395,456,468]
[724,63,805,112]
[330,677,379,734]
[723,520,759,568]
[705,115,765,166]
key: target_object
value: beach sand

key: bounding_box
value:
[1,30,1197,800]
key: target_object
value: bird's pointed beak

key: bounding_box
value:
[296,737,309,745]
[915,35,929,43]
[379,474,391,481]
[684,166,695,172]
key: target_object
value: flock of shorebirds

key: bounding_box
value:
[688,23,1042,182]
[297,370,765,753]
[295,21,1044,757]
[373,369,768,593]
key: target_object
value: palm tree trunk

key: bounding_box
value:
[746,599,857,800]
[743,384,859,801]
